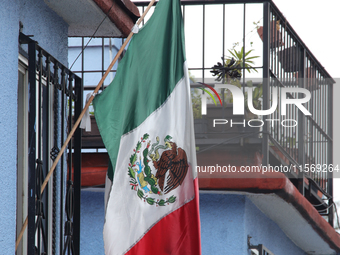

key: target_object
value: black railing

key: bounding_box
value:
[133,0,335,225]
[264,2,334,224]
[19,33,82,255]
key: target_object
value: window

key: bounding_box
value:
[18,33,82,254]
[16,51,56,255]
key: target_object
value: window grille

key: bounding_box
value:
[19,32,83,255]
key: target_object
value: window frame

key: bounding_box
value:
[17,53,29,255]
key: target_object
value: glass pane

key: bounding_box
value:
[244,3,263,79]
[103,38,123,72]
[84,72,102,87]
[184,5,203,76]
[68,37,82,71]
[224,4,244,60]
[84,40,103,71]
[204,4,224,78]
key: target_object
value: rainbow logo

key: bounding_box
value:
[197,82,223,106]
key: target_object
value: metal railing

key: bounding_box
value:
[264,3,334,216]
[19,33,82,255]
[257,2,335,225]
[136,0,335,224]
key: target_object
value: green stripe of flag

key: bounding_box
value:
[93,0,186,181]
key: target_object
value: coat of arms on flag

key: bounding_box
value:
[128,133,190,206]
[93,0,201,254]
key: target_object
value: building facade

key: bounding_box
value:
[1,0,339,254]
[71,1,340,254]
[0,0,138,254]
[0,1,68,254]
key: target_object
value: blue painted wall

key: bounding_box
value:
[200,193,247,254]
[80,190,106,254]
[19,0,69,65]
[200,193,306,255]
[244,197,306,255]
[0,1,20,254]
[0,0,68,253]
[79,191,307,255]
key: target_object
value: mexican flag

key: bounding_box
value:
[93,0,201,254]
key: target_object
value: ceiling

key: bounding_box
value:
[43,0,140,37]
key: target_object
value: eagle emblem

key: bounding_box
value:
[128,133,189,206]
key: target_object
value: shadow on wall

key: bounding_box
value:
[80,189,105,254]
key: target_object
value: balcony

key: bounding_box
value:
[70,0,335,229]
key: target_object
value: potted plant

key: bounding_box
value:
[211,45,261,116]
[277,45,299,72]
[210,45,262,137]
[257,19,283,48]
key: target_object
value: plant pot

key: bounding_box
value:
[257,20,283,48]
[278,46,299,72]
[293,66,319,91]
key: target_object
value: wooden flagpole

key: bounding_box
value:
[15,0,156,250]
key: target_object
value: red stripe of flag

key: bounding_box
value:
[126,179,201,255]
